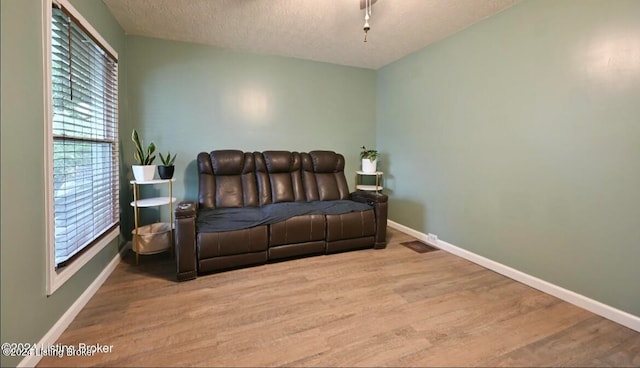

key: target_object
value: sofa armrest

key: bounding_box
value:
[175,201,197,281]
[176,200,197,218]
[350,190,388,204]
[350,190,388,249]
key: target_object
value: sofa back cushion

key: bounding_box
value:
[255,151,305,205]
[198,150,259,209]
[301,151,350,201]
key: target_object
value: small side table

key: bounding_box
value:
[355,171,383,192]
[130,179,176,264]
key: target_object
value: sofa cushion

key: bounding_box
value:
[264,151,295,173]
[198,150,258,209]
[326,210,376,241]
[301,151,350,201]
[309,150,343,173]
[211,150,246,175]
[197,200,371,233]
[256,151,305,204]
[269,214,325,246]
[197,226,268,258]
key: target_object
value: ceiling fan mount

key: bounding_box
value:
[359,0,379,10]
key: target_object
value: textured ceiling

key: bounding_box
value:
[103,0,520,70]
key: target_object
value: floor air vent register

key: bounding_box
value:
[400,240,439,254]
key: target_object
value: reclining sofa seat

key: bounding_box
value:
[300,152,377,253]
[256,151,327,259]
[195,151,268,273]
[174,150,388,281]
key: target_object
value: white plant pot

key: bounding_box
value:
[132,165,156,182]
[362,158,377,173]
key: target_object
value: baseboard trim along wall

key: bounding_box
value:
[387,220,640,333]
[19,243,131,368]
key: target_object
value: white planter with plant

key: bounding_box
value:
[131,129,156,182]
[360,145,379,173]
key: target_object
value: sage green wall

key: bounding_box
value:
[125,36,376,226]
[377,0,640,315]
[0,1,126,366]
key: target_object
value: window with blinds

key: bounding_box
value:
[51,5,119,268]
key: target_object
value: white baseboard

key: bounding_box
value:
[18,243,130,368]
[387,220,640,333]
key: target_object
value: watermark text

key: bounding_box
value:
[2,342,113,358]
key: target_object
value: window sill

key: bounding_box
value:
[47,227,119,295]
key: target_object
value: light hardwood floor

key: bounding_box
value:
[38,228,640,367]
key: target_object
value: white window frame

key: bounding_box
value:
[43,0,120,295]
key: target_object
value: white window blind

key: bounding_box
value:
[51,5,119,268]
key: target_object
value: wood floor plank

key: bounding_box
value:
[37,228,640,367]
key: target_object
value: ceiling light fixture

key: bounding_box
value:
[363,0,372,42]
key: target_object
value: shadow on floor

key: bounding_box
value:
[119,249,176,281]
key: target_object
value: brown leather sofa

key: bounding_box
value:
[174,150,388,281]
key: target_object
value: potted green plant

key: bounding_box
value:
[131,129,156,182]
[158,152,177,180]
[360,145,379,173]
